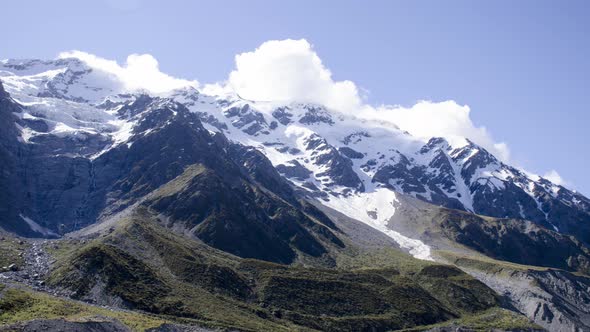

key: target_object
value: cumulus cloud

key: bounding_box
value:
[58,51,197,94]
[225,39,362,112]
[543,170,567,186]
[361,101,511,161]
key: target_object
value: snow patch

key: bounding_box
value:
[19,214,58,237]
[322,189,433,261]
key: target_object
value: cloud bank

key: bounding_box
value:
[58,51,197,94]
[365,101,511,161]
[543,170,567,186]
[226,39,362,113]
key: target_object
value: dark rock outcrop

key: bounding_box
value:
[304,134,364,191]
[276,160,312,181]
[3,318,131,332]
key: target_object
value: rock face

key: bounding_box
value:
[466,267,590,332]
[224,104,272,136]
[3,318,131,332]
[0,80,29,235]
[0,80,7,97]
[302,133,364,191]
[276,160,312,181]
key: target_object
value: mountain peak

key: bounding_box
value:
[419,137,451,154]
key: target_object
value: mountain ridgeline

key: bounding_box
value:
[0,58,588,331]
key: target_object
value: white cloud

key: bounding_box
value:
[224,39,362,112]
[361,101,511,161]
[543,170,567,186]
[58,51,197,94]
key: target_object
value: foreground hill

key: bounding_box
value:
[2,208,542,331]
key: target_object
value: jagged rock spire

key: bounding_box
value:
[0,79,6,97]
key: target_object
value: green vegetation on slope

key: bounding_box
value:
[0,231,26,268]
[0,285,168,331]
[401,307,543,331]
[142,162,344,265]
[433,208,590,274]
[40,209,537,331]
[437,250,552,274]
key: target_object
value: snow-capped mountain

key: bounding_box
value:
[4,56,590,331]
[2,57,589,253]
[175,92,590,247]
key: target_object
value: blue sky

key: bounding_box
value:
[3,0,589,194]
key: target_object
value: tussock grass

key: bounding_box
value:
[0,286,168,331]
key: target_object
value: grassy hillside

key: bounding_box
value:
[0,285,168,331]
[400,308,542,331]
[434,209,590,274]
[39,208,539,331]
[390,195,590,275]
[0,231,26,269]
